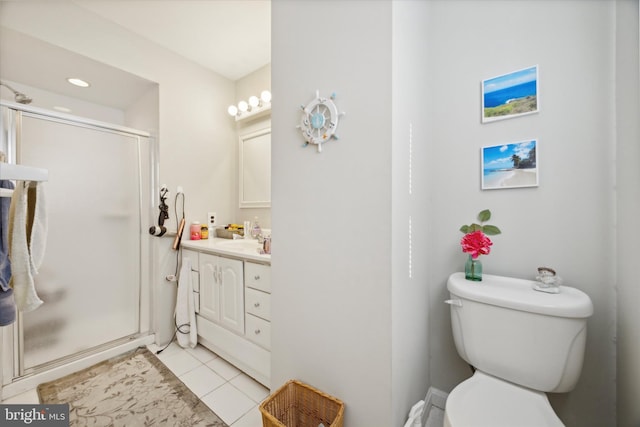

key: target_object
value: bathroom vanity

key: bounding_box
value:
[181,238,271,387]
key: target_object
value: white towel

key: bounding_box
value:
[176,257,197,348]
[9,181,45,313]
[403,400,425,427]
[28,181,47,275]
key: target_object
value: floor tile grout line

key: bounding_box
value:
[160,344,267,426]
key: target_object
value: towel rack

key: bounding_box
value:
[0,163,49,197]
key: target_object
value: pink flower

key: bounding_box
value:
[461,230,493,259]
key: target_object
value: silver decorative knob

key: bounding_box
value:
[254,275,260,280]
[254,302,260,307]
[254,329,261,335]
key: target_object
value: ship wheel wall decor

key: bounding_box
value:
[298,90,345,153]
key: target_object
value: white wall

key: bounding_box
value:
[271,2,624,426]
[391,1,431,424]
[271,1,394,425]
[615,1,640,426]
[425,1,617,426]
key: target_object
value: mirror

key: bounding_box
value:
[239,127,271,208]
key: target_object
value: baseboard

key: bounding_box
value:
[425,387,448,409]
[422,387,448,427]
[1,335,154,401]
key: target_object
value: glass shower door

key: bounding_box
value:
[17,114,144,372]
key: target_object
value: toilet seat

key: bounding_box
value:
[444,371,565,427]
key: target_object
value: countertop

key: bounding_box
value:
[181,237,271,264]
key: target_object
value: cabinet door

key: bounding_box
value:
[199,253,220,322]
[218,257,245,334]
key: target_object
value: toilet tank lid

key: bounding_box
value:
[447,272,594,318]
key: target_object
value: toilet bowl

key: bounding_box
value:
[444,371,563,427]
[444,272,593,427]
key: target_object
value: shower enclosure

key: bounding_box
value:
[0,102,154,397]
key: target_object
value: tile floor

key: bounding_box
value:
[2,342,446,426]
[2,342,269,427]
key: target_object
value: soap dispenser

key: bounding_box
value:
[251,216,262,239]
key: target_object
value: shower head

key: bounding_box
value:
[0,81,32,104]
[14,92,32,104]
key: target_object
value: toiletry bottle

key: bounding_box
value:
[190,221,201,240]
[251,217,262,239]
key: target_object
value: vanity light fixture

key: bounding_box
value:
[248,96,260,108]
[67,77,90,88]
[228,90,271,122]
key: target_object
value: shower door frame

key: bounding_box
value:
[0,102,156,395]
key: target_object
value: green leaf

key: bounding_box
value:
[482,225,502,235]
[460,225,470,234]
[469,223,483,232]
[477,209,491,223]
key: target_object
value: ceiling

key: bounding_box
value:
[74,0,271,82]
[0,1,271,110]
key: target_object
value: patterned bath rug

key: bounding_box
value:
[37,347,227,427]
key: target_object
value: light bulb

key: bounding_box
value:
[260,90,272,103]
[227,105,238,116]
[248,96,260,108]
[238,101,249,112]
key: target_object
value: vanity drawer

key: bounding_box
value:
[245,288,271,321]
[246,314,271,350]
[245,262,271,293]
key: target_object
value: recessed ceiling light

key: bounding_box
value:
[67,78,90,88]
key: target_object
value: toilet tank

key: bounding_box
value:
[447,272,593,393]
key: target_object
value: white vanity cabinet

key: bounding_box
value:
[199,253,244,335]
[180,239,271,387]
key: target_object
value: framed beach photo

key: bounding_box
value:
[482,140,539,190]
[482,65,539,123]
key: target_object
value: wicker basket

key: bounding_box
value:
[260,380,345,427]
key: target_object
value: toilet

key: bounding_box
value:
[443,272,593,427]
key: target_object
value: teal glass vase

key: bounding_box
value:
[465,255,482,281]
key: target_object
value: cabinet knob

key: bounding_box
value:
[254,329,261,335]
[254,302,261,308]
[254,275,260,280]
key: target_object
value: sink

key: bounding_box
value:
[217,239,262,251]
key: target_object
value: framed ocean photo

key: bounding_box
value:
[482,140,539,190]
[482,65,539,123]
